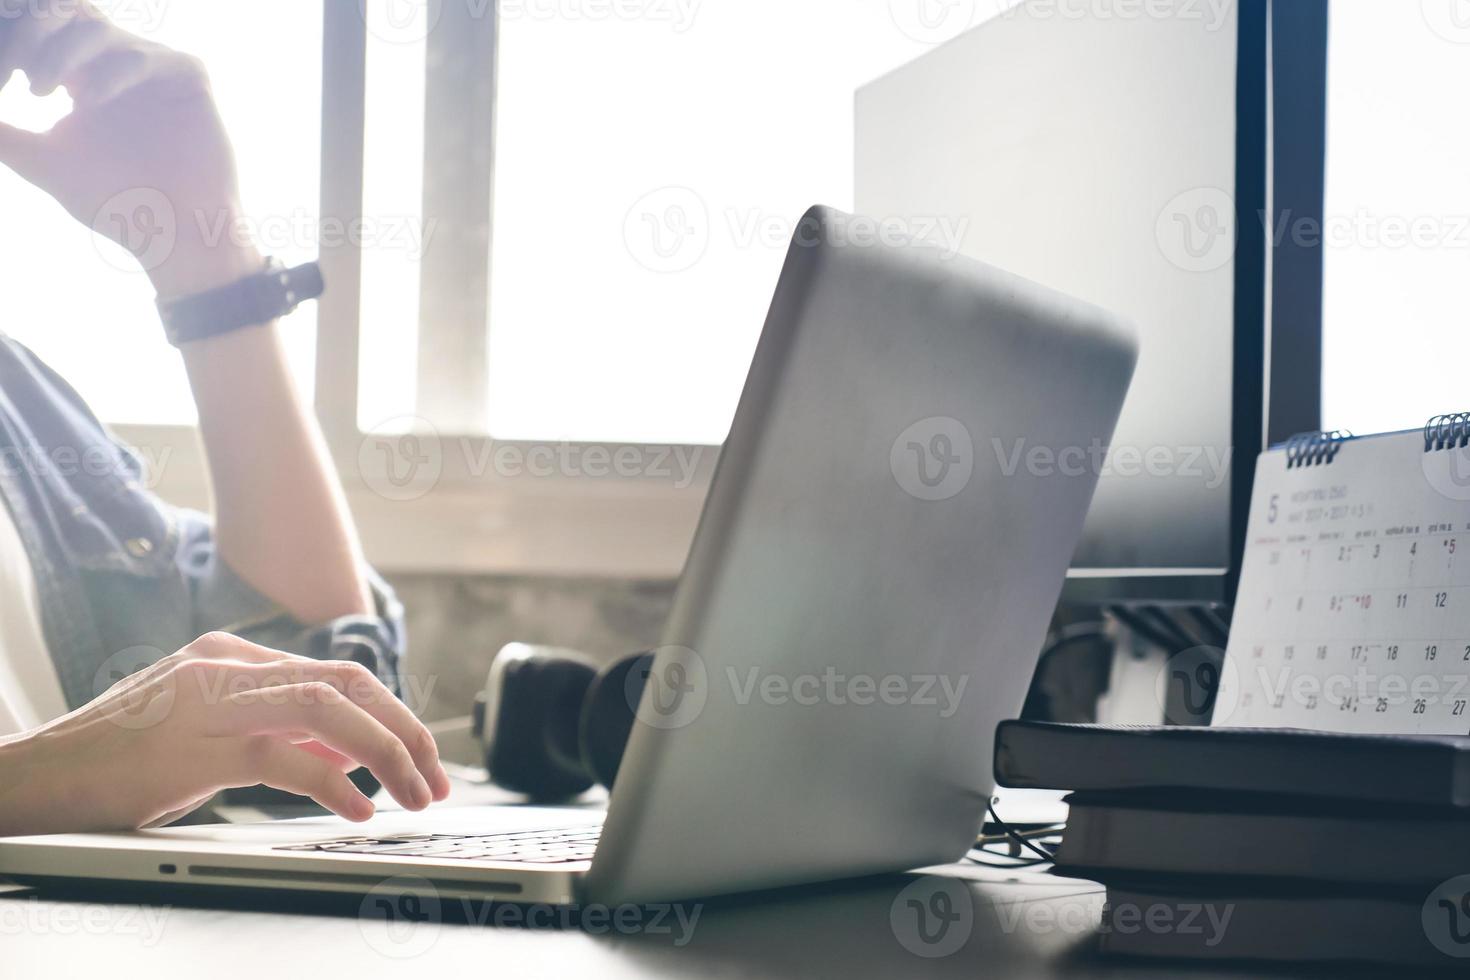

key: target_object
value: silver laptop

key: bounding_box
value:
[0,207,1137,907]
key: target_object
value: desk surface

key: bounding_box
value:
[3,864,1400,980]
[0,766,1398,979]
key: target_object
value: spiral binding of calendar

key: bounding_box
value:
[1423,413,1470,453]
[1284,430,1353,469]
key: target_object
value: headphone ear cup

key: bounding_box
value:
[580,652,655,790]
[475,645,598,800]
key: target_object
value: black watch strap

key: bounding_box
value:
[158,258,326,347]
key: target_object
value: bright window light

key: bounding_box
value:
[1322,2,1470,436]
[485,0,981,444]
[0,1,322,425]
[357,6,427,433]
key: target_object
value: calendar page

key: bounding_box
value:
[1215,426,1470,735]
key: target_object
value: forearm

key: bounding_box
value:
[0,6,372,624]
[0,730,82,838]
[167,242,372,624]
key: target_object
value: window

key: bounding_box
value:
[1322,2,1470,436]
[0,0,323,425]
[357,0,984,443]
[0,0,986,572]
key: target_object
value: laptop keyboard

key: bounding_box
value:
[275,827,601,864]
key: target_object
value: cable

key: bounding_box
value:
[985,801,1062,864]
[1185,607,1229,647]
[1106,606,1181,654]
[1139,606,1201,651]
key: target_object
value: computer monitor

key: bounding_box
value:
[855,0,1327,608]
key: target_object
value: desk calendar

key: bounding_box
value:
[1215,417,1470,735]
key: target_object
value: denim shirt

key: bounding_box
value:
[0,334,405,710]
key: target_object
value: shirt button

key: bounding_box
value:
[125,538,155,558]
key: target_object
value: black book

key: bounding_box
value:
[1092,879,1469,969]
[994,721,1470,809]
[1054,794,1470,887]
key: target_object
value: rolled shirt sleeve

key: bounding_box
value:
[176,508,406,695]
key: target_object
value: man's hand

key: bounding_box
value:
[0,2,262,297]
[0,633,453,836]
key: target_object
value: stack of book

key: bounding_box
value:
[994,721,1470,968]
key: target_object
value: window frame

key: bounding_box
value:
[123,0,717,578]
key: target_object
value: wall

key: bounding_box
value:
[387,573,677,725]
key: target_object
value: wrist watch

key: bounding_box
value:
[157,258,326,348]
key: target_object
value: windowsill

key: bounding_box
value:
[116,424,711,579]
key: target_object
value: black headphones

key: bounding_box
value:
[470,644,653,801]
